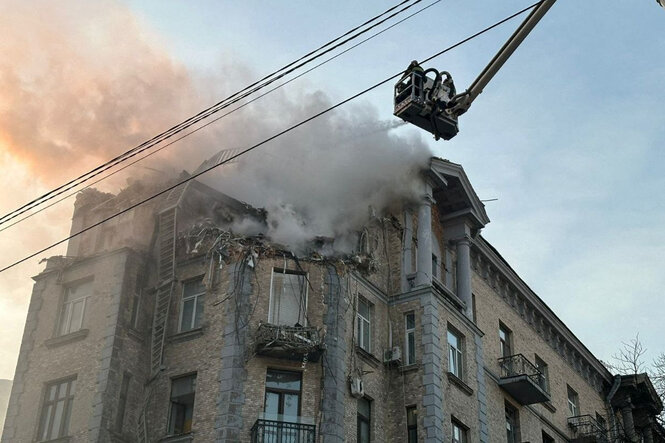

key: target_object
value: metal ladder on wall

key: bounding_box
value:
[138,182,189,443]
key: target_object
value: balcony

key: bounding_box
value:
[250,418,316,443]
[568,415,609,443]
[498,354,550,405]
[255,323,324,362]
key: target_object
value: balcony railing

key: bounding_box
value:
[255,323,324,362]
[498,354,550,405]
[250,418,316,443]
[568,415,609,443]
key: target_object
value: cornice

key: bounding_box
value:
[472,236,613,393]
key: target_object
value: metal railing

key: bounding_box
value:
[568,415,609,442]
[255,323,322,354]
[250,419,316,443]
[498,353,548,393]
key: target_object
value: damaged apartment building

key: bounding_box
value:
[2,158,663,443]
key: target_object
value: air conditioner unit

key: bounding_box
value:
[350,377,364,398]
[383,346,402,365]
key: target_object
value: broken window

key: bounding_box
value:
[179,278,205,332]
[357,296,372,353]
[58,280,91,336]
[168,374,197,435]
[269,269,307,326]
[38,377,76,441]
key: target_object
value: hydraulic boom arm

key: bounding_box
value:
[447,0,557,117]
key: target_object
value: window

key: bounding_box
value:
[432,254,439,280]
[357,296,372,352]
[115,372,131,431]
[179,278,205,332]
[58,280,91,335]
[357,397,371,443]
[505,402,519,443]
[411,237,418,273]
[542,430,555,443]
[452,418,467,443]
[270,269,307,326]
[405,312,416,365]
[38,377,76,441]
[567,385,579,417]
[534,355,549,393]
[406,406,417,443]
[168,374,196,435]
[129,290,142,330]
[499,323,513,357]
[264,370,302,420]
[447,328,463,378]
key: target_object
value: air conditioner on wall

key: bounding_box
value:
[350,377,364,398]
[383,346,402,365]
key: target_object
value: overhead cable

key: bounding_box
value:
[0,0,443,234]
[0,0,425,227]
[0,1,543,275]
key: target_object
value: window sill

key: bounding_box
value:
[447,372,474,396]
[44,329,89,348]
[159,433,194,443]
[355,346,381,368]
[169,327,204,343]
[401,363,420,374]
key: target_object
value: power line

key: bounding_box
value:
[0,0,443,234]
[0,0,425,228]
[0,1,542,275]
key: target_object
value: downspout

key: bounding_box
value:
[606,375,622,441]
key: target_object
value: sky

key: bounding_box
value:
[0,0,663,379]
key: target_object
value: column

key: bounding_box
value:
[456,235,472,318]
[415,181,433,287]
[620,399,638,443]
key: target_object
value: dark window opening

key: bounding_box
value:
[168,374,196,435]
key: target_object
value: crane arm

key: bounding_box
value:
[447,0,557,117]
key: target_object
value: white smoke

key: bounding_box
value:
[200,89,432,252]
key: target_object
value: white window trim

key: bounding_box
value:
[357,296,372,353]
[178,278,205,332]
[268,268,308,326]
[58,283,91,336]
[567,386,579,416]
[447,328,463,378]
[405,312,416,365]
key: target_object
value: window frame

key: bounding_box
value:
[505,402,519,443]
[178,277,206,333]
[357,296,372,353]
[499,322,513,358]
[404,312,416,365]
[357,397,371,443]
[451,417,467,443]
[167,373,197,436]
[534,354,550,393]
[447,327,464,379]
[567,385,580,417]
[58,280,91,336]
[406,406,417,443]
[115,372,131,432]
[268,268,308,326]
[264,369,303,419]
[38,376,77,441]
